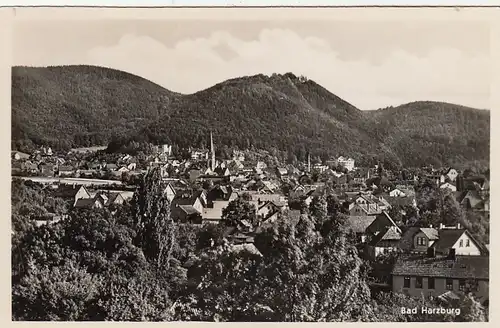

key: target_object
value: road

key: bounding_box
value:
[13,176,123,186]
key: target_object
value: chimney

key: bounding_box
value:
[429,224,433,228]
[448,248,456,261]
[427,247,435,258]
[457,223,461,229]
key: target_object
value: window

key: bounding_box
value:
[459,279,466,291]
[404,276,411,288]
[446,279,454,290]
[416,277,423,289]
[466,239,470,247]
[428,277,435,289]
[416,237,427,246]
[459,240,463,247]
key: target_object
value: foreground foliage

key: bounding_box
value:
[11,171,488,322]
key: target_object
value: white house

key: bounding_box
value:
[389,188,407,197]
[337,156,355,171]
[445,168,459,182]
[440,182,457,192]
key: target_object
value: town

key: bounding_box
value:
[11,131,490,318]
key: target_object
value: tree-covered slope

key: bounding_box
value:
[12,65,490,168]
[365,101,490,168]
[12,65,180,150]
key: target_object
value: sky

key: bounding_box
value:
[12,19,490,110]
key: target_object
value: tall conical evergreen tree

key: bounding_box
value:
[131,167,176,268]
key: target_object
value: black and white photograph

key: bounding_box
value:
[9,6,492,322]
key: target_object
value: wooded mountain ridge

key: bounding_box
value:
[11,65,490,168]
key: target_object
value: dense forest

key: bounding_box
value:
[11,171,487,322]
[12,66,490,168]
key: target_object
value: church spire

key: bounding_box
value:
[210,131,215,171]
[308,153,311,173]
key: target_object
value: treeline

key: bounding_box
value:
[11,169,487,322]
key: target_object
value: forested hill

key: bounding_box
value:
[12,65,490,168]
[12,65,180,150]
[364,101,490,169]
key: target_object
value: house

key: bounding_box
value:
[277,167,288,178]
[53,184,91,206]
[366,211,401,237]
[440,182,457,192]
[432,225,485,256]
[386,194,417,208]
[12,151,30,161]
[74,197,105,209]
[257,201,284,219]
[171,191,207,223]
[395,185,416,197]
[398,227,440,253]
[38,163,55,177]
[348,202,382,216]
[160,144,172,156]
[201,200,231,223]
[57,165,74,177]
[77,169,98,178]
[367,226,402,258]
[391,254,489,306]
[427,174,446,186]
[214,167,231,177]
[460,176,489,192]
[93,190,134,206]
[163,183,177,202]
[191,150,208,160]
[337,156,355,171]
[22,161,39,174]
[228,160,245,171]
[389,188,406,197]
[41,147,53,156]
[103,192,127,207]
[456,190,489,212]
[175,205,202,223]
[105,163,118,171]
[345,215,377,243]
[445,168,459,182]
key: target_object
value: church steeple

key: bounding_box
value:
[210,131,215,171]
[308,153,311,173]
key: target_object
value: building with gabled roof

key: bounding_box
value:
[392,254,489,305]
[367,226,402,258]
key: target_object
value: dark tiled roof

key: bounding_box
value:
[392,255,489,280]
[385,196,414,207]
[398,227,438,251]
[179,205,200,215]
[106,193,123,205]
[399,227,420,250]
[433,229,466,254]
[74,198,99,208]
[369,226,401,246]
[346,216,377,233]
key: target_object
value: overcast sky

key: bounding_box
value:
[12,19,490,110]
